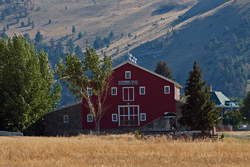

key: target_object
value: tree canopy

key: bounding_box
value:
[154,61,176,81]
[0,35,62,133]
[55,47,113,132]
[240,91,250,124]
[178,61,219,133]
[34,31,43,43]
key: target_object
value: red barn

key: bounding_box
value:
[82,61,183,133]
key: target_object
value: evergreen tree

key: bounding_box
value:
[27,17,31,26]
[49,37,55,51]
[49,19,51,24]
[23,33,31,43]
[72,25,75,34]
[34,31,43,43]
[78,31,83,39]
[31,21,35,29]
[67,39,74,54]
[1,11,5,21]
[240,91,250,124]
[21,21,25,27]
[55,41,64,54]
[0,35,62,132]
[74,45,83,58]
[109,30,114,38]
[154,61,176,81]
[178,61,220,133]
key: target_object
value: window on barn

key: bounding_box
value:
[63,115,69,123]
[139,86,145,95]
[140,113,146,121]
[87,88,92,96]
[112,114,118,122]
[119,106,139,126]
[87,114,93,122]
[111,87,117,95]
[164,86,170,94]
[125,71,131,79]
[123,87,134,101]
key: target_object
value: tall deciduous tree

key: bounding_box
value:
[0,35,62,132]
[240,91,250,123]
[178,61,219,133]
[55,47,113,133]
[154,61,176,81]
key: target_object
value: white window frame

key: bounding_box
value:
[122,87,134,101]
[87,114,93,122]
[139,86,145,95]
[140,113,146,121]
[125,71,131,79]
[118,105,140,126]
[87,88,92,96]
[111,87,117,95]
[112,114,118,122]
[63,115,69,123]
[164,86,170,94]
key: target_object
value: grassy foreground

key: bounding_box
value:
[0,134,250,167]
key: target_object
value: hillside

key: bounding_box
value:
[1,0,250,107]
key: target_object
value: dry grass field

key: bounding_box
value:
[0,134,250,167]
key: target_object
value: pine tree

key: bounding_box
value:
[240,91,250,124]
[34,31,43,43]
[178,61,219,133]
[67,39,74,54]
[31,21,35,29]
[78,31,83,39]
[72,25,76,34]
[74,45,83,58]
[154,61,176,81]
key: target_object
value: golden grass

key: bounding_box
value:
[0,134,250,167]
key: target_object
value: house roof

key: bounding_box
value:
[209,91,240,108]
[113,61,182,88]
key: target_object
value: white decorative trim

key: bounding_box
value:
[139,86,145,95]
[112,114,118,122]
[118,105,140,126]
[87,114,93,122]
[122,87,134,101]
[125,71,131,79]
[111,87,117,95]
[140,113,146,121]
[164,86,170,94]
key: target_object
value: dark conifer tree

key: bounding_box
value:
[34,31,43,43]
[240,91,250,124]
[178,61,219,133]
[72,25,76,34]
[154,61,175,81]
[67,39,74,54]
[78,31,83,39]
